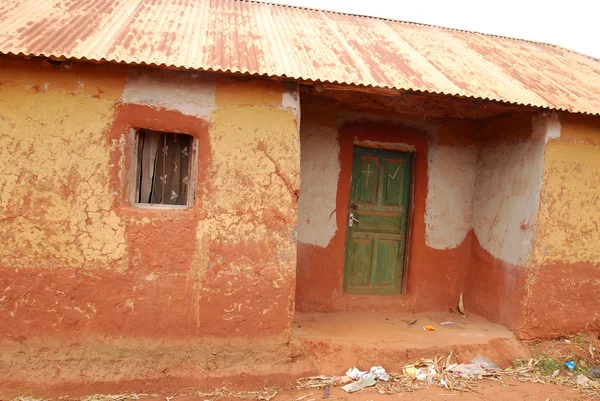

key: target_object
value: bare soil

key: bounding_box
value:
[120,378,596,401]
[271,378,594,401]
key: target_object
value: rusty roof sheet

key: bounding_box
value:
[1,0,600,114]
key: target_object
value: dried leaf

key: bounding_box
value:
[445,349,454,369]
[458,291,467,317]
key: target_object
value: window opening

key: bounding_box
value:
[134,130,194,206]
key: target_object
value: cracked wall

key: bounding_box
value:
[0,56,300,393]
[0,58,128,271]
[462,113,589,338]
[522,113,600,338]
[424,122,478,250]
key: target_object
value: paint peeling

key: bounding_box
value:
[0,58,128,271]
[534,139,600,264]
[425,144,477,249]
[297,122,340,247]
[122,68,216,119]
[471,114,560,266]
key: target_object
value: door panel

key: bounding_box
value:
[351,239,374,286]
[375,240,398,287]
[352,212,402,234]
[356,156,379,205]
[383,159,409,206]
[343,146,412,295]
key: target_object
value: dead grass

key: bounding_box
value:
[375,350,599,397]
[10,388,280,401]
[296,376,336,390]
[193,387,278,400]
[11,395,150,401]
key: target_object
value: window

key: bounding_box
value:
[133,130,195,207]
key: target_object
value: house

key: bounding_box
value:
[1,0,599,395]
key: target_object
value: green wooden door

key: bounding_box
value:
[343,147,413,295]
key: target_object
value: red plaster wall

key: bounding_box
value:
[465,236,527,332]
[461,114,536,333]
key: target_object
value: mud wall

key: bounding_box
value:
[522,113,600,338]
[296,96,479,312]
[463,113,583,338]
[0,56,300,393]
[466,113,540,330]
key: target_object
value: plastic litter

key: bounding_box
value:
[589,367,600,378]
[472,356,500,371]
[423,325,436,331]
[564,360,576,371]
[416,365,437,381]
[323,385,330,399]
[345,366,389,381]
[369,366,390,381]
[577,375,589,387]
[341,366,390,393]
[345,367,367,380]
[404,366,418,378]
[450,363,488,379]
[439,321,454,326]
[340,373,377,393]
[576,374,600,389]
[403,360,439,383]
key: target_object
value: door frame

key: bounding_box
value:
[342,142,417,295]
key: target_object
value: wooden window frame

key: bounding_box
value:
[129,128,198,210]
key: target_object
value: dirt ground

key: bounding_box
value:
[6,332,600,401]
[125,378,596,401]
[271,379,595,401]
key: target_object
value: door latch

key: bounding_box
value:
[349,213,359,227]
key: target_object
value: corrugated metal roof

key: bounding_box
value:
[1,0,600,114]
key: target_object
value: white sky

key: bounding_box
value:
[263,0,600,59]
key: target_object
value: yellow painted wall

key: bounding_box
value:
[533,116,600,265]
[189,77,300,327]
[0,58,129,270]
